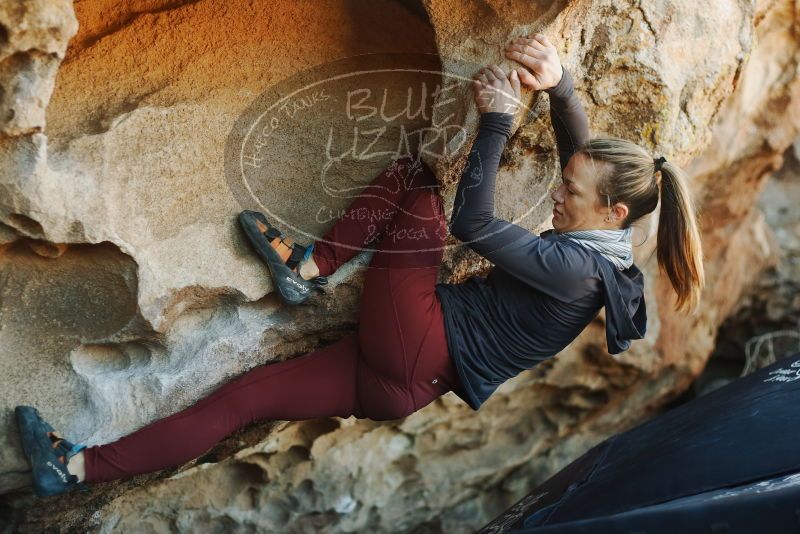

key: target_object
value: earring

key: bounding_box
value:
[605,195,614,223]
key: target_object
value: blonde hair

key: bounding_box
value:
[579,137,706,314]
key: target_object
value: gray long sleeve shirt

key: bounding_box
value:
[434,68,647,411]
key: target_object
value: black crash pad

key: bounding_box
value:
[480,351,800,533]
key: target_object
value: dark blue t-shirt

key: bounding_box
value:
[435,68,647,411]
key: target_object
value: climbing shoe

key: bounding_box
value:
[15,405,89,497]
[238,210,328,305]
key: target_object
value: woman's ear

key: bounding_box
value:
[612,202,629,223]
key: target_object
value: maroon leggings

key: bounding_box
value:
[83,154,461,483]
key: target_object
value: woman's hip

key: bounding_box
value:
[356,292,460,419]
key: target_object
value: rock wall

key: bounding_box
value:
[1,0,798,532]
[700,137,800,388]
[753,140,800,329]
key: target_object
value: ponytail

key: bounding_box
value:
[655,160,705,314]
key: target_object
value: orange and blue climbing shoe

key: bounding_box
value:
[238,210,328,305]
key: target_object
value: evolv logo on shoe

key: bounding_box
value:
[46,460,68,483]
[285,276,309,292]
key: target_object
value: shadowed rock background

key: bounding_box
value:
[0,0,798,532]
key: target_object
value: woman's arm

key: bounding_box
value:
[505,34,590,170]
[546,67,590,171]
[448,111,516,240]
[448,111,588,302]
[450,65,520,242]
[446,48,594,302]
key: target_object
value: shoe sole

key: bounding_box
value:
[238,211,316,305]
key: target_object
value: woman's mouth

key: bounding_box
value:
[553,207,562,217]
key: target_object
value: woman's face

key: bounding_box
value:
[551,152,625,233]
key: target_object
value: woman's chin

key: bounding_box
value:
[553,220,575,233]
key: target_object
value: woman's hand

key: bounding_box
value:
[504,33,563,91]
[471,64,521,115]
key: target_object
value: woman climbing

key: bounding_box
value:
[15,33,704,497]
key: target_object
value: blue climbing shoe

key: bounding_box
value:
[15,405,89,497]
[238,210,328,305]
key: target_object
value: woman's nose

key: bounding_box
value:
[552,184,563,203]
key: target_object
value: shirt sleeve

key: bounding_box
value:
[448,110,589,302]
[545,67,590,171]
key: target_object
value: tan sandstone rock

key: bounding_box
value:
[1,0,798,532]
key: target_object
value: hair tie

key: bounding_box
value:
[654,156,667,173]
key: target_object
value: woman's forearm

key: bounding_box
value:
[448,111,516,240]
[546,67,590,171]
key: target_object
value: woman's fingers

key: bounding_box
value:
[472,68,491,104]
[504,37,549,73]
[488,64,506,85]
[515,66,540,90]
[483,65,500,84]
[505,44,547,60]
[505,49,546,70]
[508,68,521,99]
[472,68,489,84]
[510,35,548,52]
[471,78,483,99]
[472,77,487,101]
[532,33,550,47]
